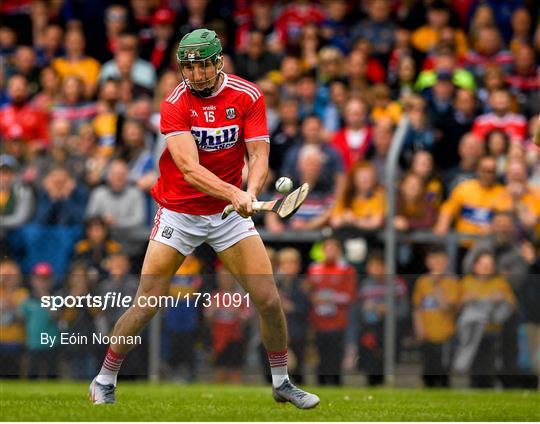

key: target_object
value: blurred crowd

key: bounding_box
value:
[0,0,539,388]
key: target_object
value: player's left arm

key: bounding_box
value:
[244,93,271,199]
[245,140,269,199]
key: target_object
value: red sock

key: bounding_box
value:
[267,349,288,387]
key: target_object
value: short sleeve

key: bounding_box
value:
[159,98,191,138]
[441,183,464,218]
[412,277,425,308]
[244,96,269,143]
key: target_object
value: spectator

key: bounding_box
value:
[331,97,372,172]
[51,75,98,132]
[400,95,435,166]
[496,160,540,236]
[0,154,34,229]
[455,251,516,388]
[389,54,416,100]
[306,237,356,385]
[463,26,514,80]
[267,145,335,233]
[331,161,386,233]
[234,30,281,82]
[345,250,408,386]
[485,129,510,179]
[51,28,100,98]
[269,98,301,175]
[116,118,156,193]
[318,78,349,133]
[366,117,396,184]
[506,45,540,116]
[351,0,394,61]
[296,72,318,119]
[34,24,64,67]
[6,46,40,94]
[394,172,438,232]
[205,266,250,384]
[0,258,28,378]
[102,4,129,61]
[33,165,88,226]
[140,8,177,74]
[413,246,459,387]
[320,0,353,54]
[443,133,485,193]
[369,83,402,125]
[257,78,280,135]
[19,262,60,379]
[409,150,443,205]
[0,74,49,151]
[58,262,98,380]
[99,33,157,91]
[165,255,203,383]
[31,65,61,113]
[346,50,384,95]
[86,159,146,230]
[434,156,505,244]
[275,248,310,384]
[281,115,345,194]
[73,216,122,278]
[235,0,282,54]
[274,0,325,50]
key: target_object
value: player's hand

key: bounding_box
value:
[231,188,254,218]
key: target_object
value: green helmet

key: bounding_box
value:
[177,29,222,64]
[177,29,223,97]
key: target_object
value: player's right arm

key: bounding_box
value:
[167,133,254,217]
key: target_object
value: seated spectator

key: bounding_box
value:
[0,155,34,229]
[95,252,138,334]
[346,50,384,95]
[0,74,48,152]
[432,88,478,171]
[92,79,120,157]
[101,4,129,61]
[205,265,251,384]
[320,0,354,54]
[496,159,540,237]
[33,165,88,226]
[331,97,372,171]
[331,161,386,233]
[434,156,505,246]
[86,159,146,230]
[463,25,514,81]
[140,8,177,74]
[51,28,100,98]
[506,45,540,116]
[411,1,468,57]
[394,172,438,232]
[485,129,510,179]
[455,251,516,388]
[389,54,416,100]
[116,118,156,192]
[235,0,282,54]
[318,78,349,133]
[410,150,443,205]
[51,75,98,131]
[413,246,460,387]
[165,254,202,384]
[366,117,396,184]
[306,237,356,386]
[31,65,61,113]
[98,33,157,91]
[234,29,281,82]
[0,258,29,378]
[296,72,318,119]
[6,46,40,95]
[18,262,60,379]
[274,0,325,49]
[275,248,310,384]
[345,250,407,386]
[281,115,344,194]
[400,95,436,166]
[350,0,394,61]
[369,83,402,125]
[57,262,98,380]
[444,133,485,193]
[73,216,122,278]
[269,98,301,175]
[267,145,335,233]
[34,24,64,67]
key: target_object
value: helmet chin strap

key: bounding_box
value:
[184,57,224,98]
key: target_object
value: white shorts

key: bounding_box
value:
[149,206,259,256]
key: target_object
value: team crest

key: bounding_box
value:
[226,107,236,119]
[162,226,174,239]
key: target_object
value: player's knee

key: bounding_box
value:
[256,293,282,317]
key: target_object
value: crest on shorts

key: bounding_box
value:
[226,107,236,119]
[162,226,174,239]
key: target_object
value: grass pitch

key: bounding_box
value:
[0,380,538,421]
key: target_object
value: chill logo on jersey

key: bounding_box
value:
[191,125,239,151]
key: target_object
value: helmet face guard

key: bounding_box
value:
[177,29,223,98]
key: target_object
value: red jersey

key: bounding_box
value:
[307,261,356,332]
[151,73,269,215]
[472,112,528,143]
[0,102,49,146]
